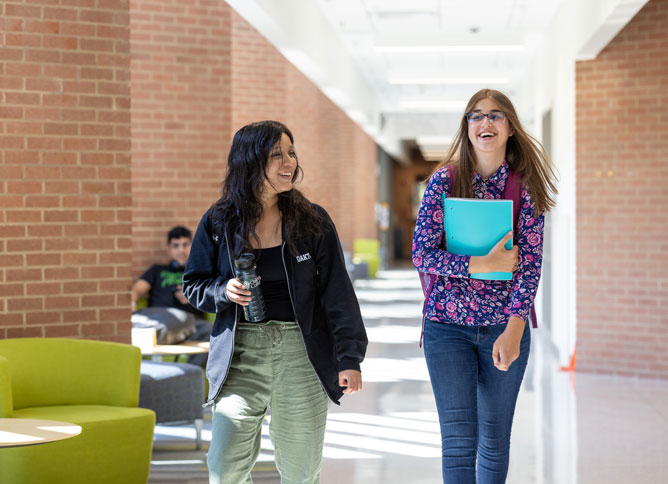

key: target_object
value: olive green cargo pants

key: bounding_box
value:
[208,321,329,484]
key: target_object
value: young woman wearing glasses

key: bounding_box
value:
[412,89,558,483]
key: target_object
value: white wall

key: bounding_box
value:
[514,0,577,369]
[515,0,648,368]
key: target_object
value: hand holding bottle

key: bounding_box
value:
[225,278,252,306]
[233,254,266,322]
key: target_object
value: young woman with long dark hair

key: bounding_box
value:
[412,89,558,483]
[183,120,367,484]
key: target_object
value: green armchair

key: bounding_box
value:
[353,238,381,278]
[0,338,155,484]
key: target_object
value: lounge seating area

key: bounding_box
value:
[0,338,156,484]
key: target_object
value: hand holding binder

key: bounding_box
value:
[466,232,518,280]
[443,197,518,280]
[478,232,518,275]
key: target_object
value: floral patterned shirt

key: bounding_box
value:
[412,160,544,326]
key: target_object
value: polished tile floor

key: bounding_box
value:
[149,269,668,484]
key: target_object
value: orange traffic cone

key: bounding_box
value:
[560,346,576,372]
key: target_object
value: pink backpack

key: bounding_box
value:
[418,164,537,340]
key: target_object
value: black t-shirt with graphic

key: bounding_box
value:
[140,260,200,315]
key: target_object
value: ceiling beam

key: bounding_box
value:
[576,0,650,60]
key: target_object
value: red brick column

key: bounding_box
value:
[129,0,232,277]
[576,0,668,377]
[0,1,132,341]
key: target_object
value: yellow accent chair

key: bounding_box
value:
[353,238,381,278]
[0,338,155,484]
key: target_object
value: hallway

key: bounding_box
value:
[149,269,668,483]
[321,269,440,483]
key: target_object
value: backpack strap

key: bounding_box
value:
[500,169,538,328]
[502,170,522,236]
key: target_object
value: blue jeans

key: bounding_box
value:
[423,320,530,484]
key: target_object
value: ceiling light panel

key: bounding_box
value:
[383,53,522,73]
[364,0,440,14]
[364,0,441,32]
[375,44,524,53]
[390,77,510,85]
[398,99,468,111]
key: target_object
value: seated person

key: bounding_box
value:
[132,226,197,316]
[132,226,211,364]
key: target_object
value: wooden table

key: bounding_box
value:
[140,340,210,357]
[0,418,82,448]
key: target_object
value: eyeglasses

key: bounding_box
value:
[466,111,506,125]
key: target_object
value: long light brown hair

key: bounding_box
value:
[436,89,558,216]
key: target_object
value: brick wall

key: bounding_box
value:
[576,0,668,377]
[0,0,132,342]
[129,0,231,277]
[1,2,378,342]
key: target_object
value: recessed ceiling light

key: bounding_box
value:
[398,100,467,110]
[375,10,438,20]
[389,77,509,85]
[375,45,524,53]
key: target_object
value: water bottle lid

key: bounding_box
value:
[234,253,255,269]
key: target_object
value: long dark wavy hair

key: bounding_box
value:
[211,120,323,257]
[436,89,558,216]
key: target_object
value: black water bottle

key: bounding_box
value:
[234,253,266,322]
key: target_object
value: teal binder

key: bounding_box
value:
[442,196,513,280]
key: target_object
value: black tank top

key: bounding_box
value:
[240,245,295,322]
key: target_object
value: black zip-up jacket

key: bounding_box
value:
[183,204,368,406]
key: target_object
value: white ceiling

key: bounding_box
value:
[316,0,560,103]
[227,0,648,161]
[313,0,566,160]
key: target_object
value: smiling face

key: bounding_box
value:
[467,97,514,161]
[261,132,297,204]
